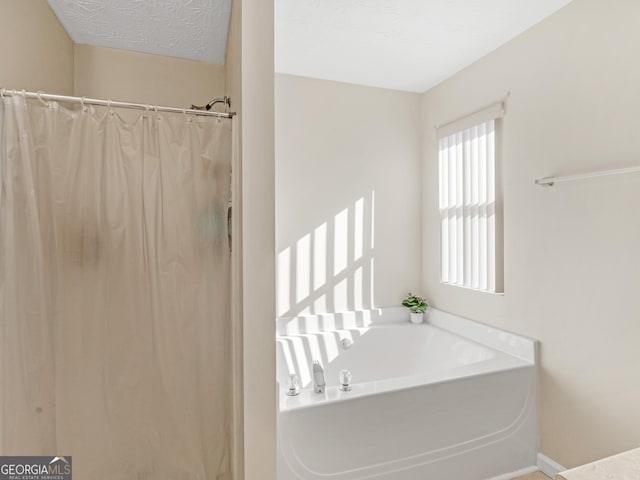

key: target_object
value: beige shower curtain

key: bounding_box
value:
[0,94,233,480]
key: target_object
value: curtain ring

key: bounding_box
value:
[36,90,50,108]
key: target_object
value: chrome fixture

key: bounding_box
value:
[339,369,352,392]
[312,361,326,393]
[285,373,300,396]
[191,96,231,113]
[340,338,353,350]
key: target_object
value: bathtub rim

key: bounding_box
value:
[279,360,534,413]
[277,307,539,413]
[277,306,538,364]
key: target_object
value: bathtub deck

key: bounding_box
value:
[512,473,550,480]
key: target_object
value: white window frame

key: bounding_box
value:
[436,102,504,293]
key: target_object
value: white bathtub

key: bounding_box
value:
[276,308,538,480]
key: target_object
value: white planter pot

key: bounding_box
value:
[409,311,424,324]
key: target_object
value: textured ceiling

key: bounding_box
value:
[276,0,574,92]
[47,0,232,65]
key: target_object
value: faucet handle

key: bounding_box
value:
[286,373,300,396]
[339,369,352,391]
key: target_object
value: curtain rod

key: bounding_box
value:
[535,165,640,187]
[434,91,510,130]
[0,88,235,118]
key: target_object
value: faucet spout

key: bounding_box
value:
[312,360,326,393]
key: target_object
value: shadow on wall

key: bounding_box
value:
[277,191,376,319]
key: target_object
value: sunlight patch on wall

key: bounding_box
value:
[277,191,375,318]
[277,248,291,317]
[334,277,348,311]
[353,266,363,310]
[354,197,364,261]
[296,233,311,303]
[333,207,349,275]
[313,223,327,290]
[314,294,327,313]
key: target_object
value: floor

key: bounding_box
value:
[512,473,551,480]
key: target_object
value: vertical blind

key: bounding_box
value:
[437,103,503,293]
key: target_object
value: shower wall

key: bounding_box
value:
[73,44,226,110]
[0,0,74,95]
[0,1,226,112]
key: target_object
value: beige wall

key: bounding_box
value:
[0,2,225,108]
[226,0,242,117]
[224,1,245,479]
[422,0,640,468]
[74,44,225,109]
[276,74,422,317]
[235,0,277,479]
[0,0,74,95]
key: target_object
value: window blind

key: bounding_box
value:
[437,103,503,293]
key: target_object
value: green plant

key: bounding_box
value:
[402,293,428,313]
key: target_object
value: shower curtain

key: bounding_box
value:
[0,94,233,480]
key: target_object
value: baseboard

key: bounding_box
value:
[486,465,538,480]
[537,453,566,478]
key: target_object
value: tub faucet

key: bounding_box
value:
[312,361,326,393]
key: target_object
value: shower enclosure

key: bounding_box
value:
[0,91,235,479]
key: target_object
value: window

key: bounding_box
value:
[437,103,504,293]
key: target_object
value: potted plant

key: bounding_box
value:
[402,293,428,324]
